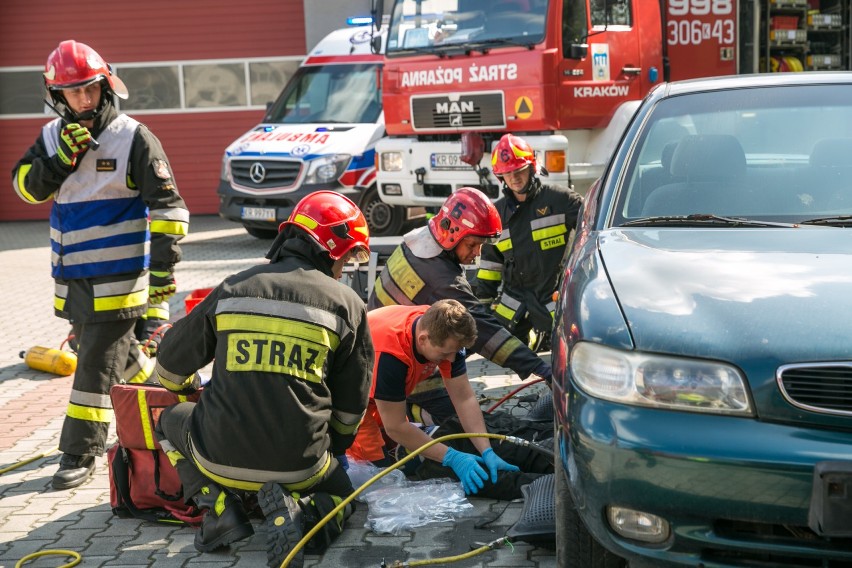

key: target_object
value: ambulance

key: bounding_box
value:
[218,23,414,238]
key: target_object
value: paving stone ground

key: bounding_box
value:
[0,216,556,568]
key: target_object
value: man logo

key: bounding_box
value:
[249,162,266,184]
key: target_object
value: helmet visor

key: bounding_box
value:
[347,245,371,264]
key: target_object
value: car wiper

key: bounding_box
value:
[620,214,796,228]
[799,215,852,227]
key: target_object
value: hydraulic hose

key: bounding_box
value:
[382,536,513,567]
[279,432,540,568]
[15,549,81,567]
[485,377,545,414]
[0,446,58,476]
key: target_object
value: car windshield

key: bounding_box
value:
[612,84,852,226]
[385,0,546,55]
[264,63,382,124]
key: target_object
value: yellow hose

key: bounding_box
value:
[0,446,58,475]
[279,432,510,568]
[15,549,81,568]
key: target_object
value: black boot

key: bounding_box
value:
[192,484,254,553]
[258,482,303,568]
[52,453,96,490]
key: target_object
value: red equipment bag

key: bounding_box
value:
[107,383,203,525]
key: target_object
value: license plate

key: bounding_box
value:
[241,206,276,222]
[431,153,469,171]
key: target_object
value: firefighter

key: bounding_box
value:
[475,133,583,351]
[153,191,374,568]
[348,299,520,495]
[368,187,551,425]
[11,40,189,490]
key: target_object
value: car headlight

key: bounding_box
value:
[304,154,351,184]
[570,342,752,415]
[221,155,231,182]
[380,151,404,172]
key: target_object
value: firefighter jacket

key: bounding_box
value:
[154,236,374,491]
[367,226,548,379]
[475,180,583,333]
[349,304,466,462]
[11,102,189,323]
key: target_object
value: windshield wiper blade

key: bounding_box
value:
[799,215,852,227]
[621,214,795,228]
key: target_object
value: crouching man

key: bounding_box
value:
[153,192,374,568]
[349,299,533,497]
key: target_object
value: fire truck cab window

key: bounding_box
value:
[591,0,632,27]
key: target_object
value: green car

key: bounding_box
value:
[553,73,852,567]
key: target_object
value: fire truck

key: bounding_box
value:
[370,0,825,203]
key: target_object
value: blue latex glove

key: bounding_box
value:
[442,447,488,495]
[481,447,520,483]
[335,454,349,471]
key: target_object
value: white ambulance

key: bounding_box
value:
[218,24,414,238]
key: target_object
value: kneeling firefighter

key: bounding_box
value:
[153,191,375,567]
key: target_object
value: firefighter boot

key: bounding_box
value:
[52,453,96,490]
[192,484,254,553]
[258,481,304,568]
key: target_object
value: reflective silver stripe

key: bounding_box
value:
[531,213,566,231]
[497,228,511,242]
[154,360,190,386]
[499,293,523,310]
[189,437,327,484]
[150,206,190,223]
[216,297,351,340]
[159,439,178,454]
[378,272,415,306]
[332,408,364,426]
[54,282,69,299]
[52,241,149,268]
[93,273,148,297]
[69,389,112,408]
[124,346,153,383]
[50,218,148,248]
[478,259,502,271]
[479,326,517,360]
[546,300,556,314]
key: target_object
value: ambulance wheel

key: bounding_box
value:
[244,225,278,239]
[360,186,405,236]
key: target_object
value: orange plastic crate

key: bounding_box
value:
[771,15,799,29]
[184,287,213,313]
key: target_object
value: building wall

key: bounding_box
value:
[0,0,307,222]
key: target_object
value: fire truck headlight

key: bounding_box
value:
[381,152,404,172]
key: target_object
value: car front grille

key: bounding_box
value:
[411,92,505,130]
[231,159,302,191]
[777,363,852,416]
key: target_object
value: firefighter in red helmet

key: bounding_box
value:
[153,191,373,567]
[368,187,552,425]
[475,133,583,352]
[11,40,189,490]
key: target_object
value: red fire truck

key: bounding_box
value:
[371,0,764,203]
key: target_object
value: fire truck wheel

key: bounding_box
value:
[360,185,405,236]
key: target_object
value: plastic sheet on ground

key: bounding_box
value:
[362,477,474,535]
[346,460,408,503]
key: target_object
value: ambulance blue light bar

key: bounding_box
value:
[347,16,373,26]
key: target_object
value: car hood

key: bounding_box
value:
[225,122,383,160]
[601,228,852,362]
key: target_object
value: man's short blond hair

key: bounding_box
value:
[420,299,477,349]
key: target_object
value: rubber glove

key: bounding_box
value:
[481,447,520,483]
[57,123,92,167]
[149,271,177,303]
[442,447,488,495]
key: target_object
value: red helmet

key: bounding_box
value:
[491,134,536,175]
[428,187,501,250]
[44,40,128,99]
[279,191,371,262]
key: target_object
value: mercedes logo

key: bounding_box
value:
[249,162,266,184]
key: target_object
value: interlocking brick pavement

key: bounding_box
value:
[0,216,555,568]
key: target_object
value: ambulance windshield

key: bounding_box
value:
[385,0,546,55]
[265,63,382,124]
